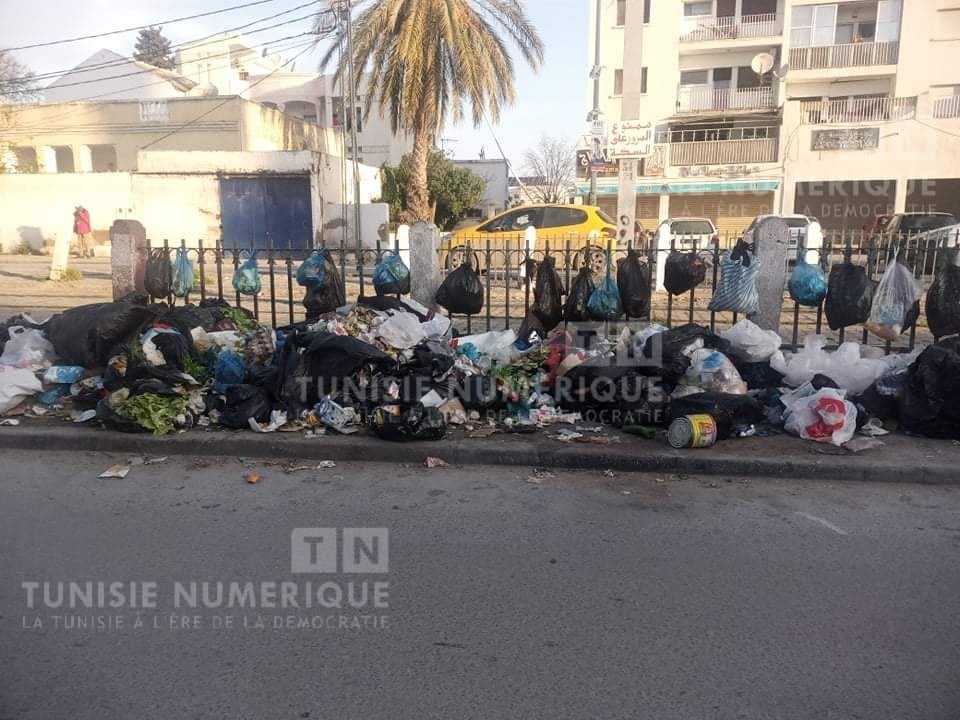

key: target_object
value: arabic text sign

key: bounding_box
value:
[607,121,653,160]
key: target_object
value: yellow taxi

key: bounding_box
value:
[444,204,617,272]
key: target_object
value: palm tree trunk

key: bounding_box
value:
[407,122,433,223]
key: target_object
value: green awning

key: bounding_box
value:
[577,180,780,196]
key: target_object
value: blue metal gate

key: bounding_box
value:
[219,175,313,250]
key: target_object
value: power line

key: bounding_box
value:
[4,0,325,86]
[140,41,322,150]
[4,0,286,51]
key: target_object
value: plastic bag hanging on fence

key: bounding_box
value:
[564,266,595,322]
[865,252,922,342]
[617,249,651,318]
[373,252,411,296]
[232,254,261,296]
[788,254,827,307]
[587,252,623,321]
[170,248,195,298]
[825,262,872,331]
[926,247,960,339]
[145,248,172,299]
[436,257,483,315]
[531,255,564,331]
[663,251,706,296]
[708,245,760,315]
[300,249,346,317]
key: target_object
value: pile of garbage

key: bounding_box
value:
[1,246,959,453]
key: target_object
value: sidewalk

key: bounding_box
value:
[2,418,958,484]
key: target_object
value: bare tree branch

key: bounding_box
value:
[521,135,576,204]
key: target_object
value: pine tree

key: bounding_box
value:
[133,26,175,70]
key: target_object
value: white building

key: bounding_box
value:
[452,158,511,218]
[41,49,197,103]
[586,0,960,235]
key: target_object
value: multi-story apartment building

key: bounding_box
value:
[585,0,960,234]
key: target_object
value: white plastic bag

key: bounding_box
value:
[375,311,427,350]
[0,327,55,370]
[721,319,782,363]
[454,329,519,368]
[685,349,747,394]
[865,255,922,341]
[0,366,43,414]
[784,387,857,446]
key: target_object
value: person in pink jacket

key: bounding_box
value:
[72,206,92,257]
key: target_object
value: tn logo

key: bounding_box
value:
[290,528,389,574]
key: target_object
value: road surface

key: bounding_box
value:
[1,450,958,719]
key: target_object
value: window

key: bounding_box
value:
[613,69,624,96]
[616,0,626,26]
[737,66,762,89]
[542,208,588,229]
[791,5,837,48]
[640,67,648,94]
[643,0,651,23]
[680,70,709,86]
[876,0,902,42]
[683,1,712,17]
[671,220,715,235]
[483,207,544,232]
[139,100,169,123]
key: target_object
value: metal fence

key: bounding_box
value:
[153,226,960,355]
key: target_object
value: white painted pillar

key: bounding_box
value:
[75,145,93,173]
[657,192,670,222]
[894,177,908,213]
[38,146,57,173]
[409,221,441,309]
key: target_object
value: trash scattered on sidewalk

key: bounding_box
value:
[0,418,21,426]
[99,464,130,479]
[526,467,554,484]
[424,456,449,468]
[844,437,885,453]
[244,472,262,484]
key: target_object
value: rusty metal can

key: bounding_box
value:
[667,414,718,449]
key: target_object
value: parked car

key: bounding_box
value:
[886,212,958,241]
[652,217,719,251]
[864,213,894,245]
[881,213,960,271]
[741,214,824,264]
[444,203,617,272]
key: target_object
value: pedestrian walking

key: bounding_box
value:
[72,206,92,257]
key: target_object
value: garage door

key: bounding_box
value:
[794,180,895,232]
[597,197,660,231]
[670,193,774,239]
[220,175,313,250]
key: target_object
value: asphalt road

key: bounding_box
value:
[1,451,959,720]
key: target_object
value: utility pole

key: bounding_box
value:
[339,0,364,277]
[588,0,603,206]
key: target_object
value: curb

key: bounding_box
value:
[1,425,957,485]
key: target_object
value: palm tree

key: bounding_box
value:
[319,0,544,222]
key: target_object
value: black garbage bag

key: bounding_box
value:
[277,330,394,410]
[371,403,447,442]
[47,293,158,368]
[554,362,665,425]
[825,262,873,331]
[926,249,960,339]
[531,255,564,332]
[219,384,273,429]
[642,324,732,385]
[854,366,909,421]
[302,250,346,319]
[95,397,149,434]
[811,373,840,390]
[409,340,455,379]
[735,361,785,391]
[436,258,483,315]
[668,391,766,440]
[663,251,707,296]
[617,250,651,318]
[898,344,960,438]
[358,295,430,321]
[564,266,595,323]
[145,248,172,299]
[143,327,190,369]
[455,374,506,412]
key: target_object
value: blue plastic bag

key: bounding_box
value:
[587,254,623,320]
[373,252,411,296]
[708,249,760,314]
[788,259,827,307]
[232,254,262,296]
[171,248,195,298]
[213,349,246,394]
[296,249,331,289]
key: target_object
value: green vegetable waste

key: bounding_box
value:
[119,393,188,436]
[223,306,254,333]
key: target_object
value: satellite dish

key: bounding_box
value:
[751,52,775,75]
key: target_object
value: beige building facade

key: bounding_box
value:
[585,0,960,235]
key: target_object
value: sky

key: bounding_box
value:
[0,0,587,170]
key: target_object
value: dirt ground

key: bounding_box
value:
[0,253,931,351]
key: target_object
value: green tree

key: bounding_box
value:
[319,0,543,223]
[378,150,486,231]
[133,26,175,70]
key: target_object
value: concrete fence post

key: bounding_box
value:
[409,221,441,309]
[750,216,790,333]
[109,219,148,299]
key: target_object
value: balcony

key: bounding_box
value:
[669,138,779,166]
[800,96,916,125]
[679,13,782,43]
[677,86,776,114]
[934,96,960,119]
[789,41,899,71]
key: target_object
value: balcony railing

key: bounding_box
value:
[679,13,781,42]
[789,41,899,70]
[933,96,960,119]
[669,138,779,166]
[800,96,917,125]
[677,85,775,113]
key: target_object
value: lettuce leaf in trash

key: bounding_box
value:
[119,393,188,436]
